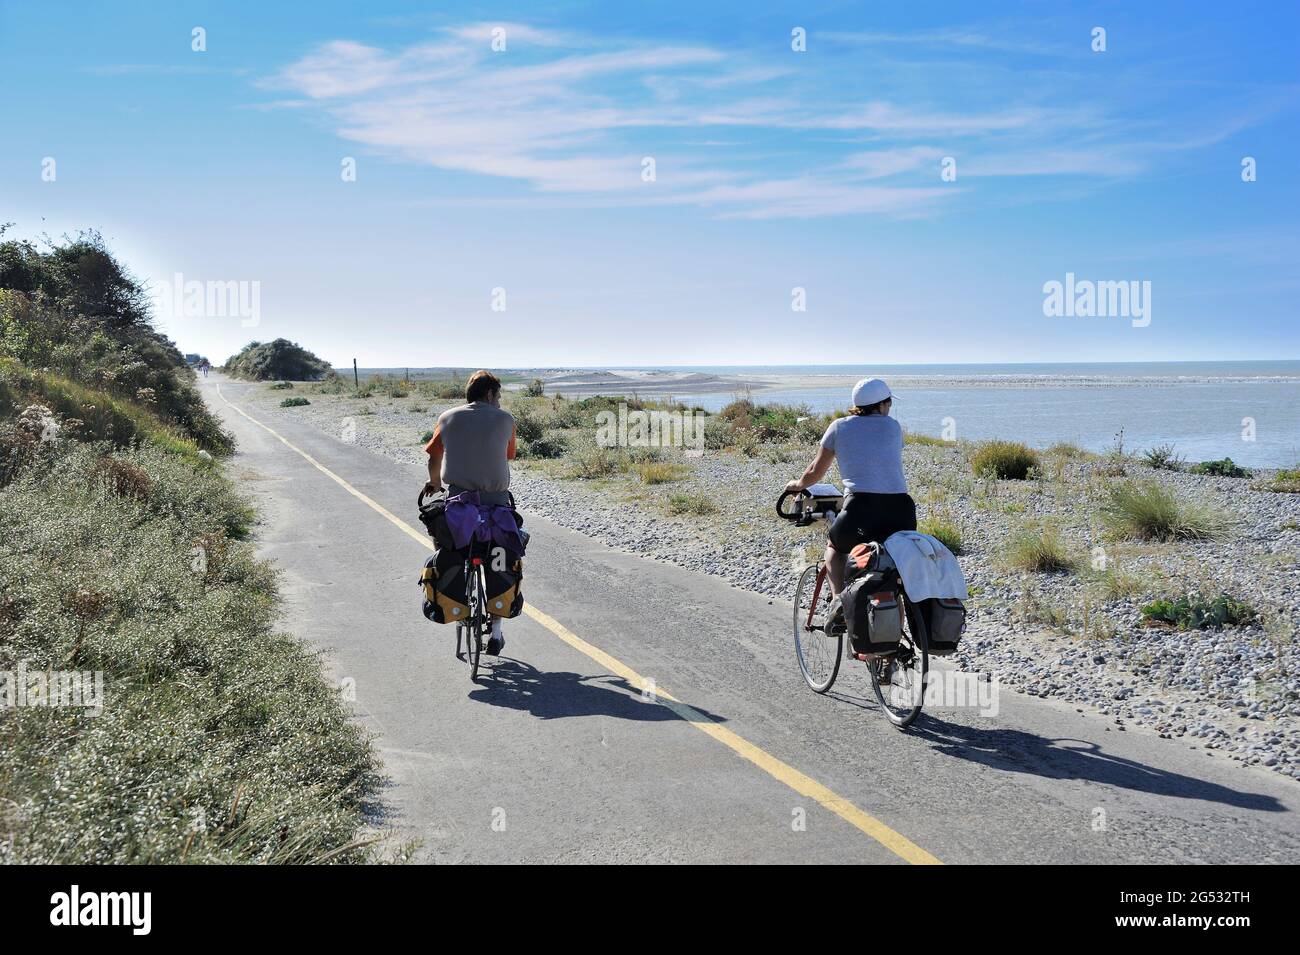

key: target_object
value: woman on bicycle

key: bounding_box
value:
[785,377,916,597]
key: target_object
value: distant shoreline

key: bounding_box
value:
[336,363,1300,398]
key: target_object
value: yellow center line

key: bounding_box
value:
[214,382,942,866]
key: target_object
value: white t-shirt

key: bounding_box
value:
[820,414,907,495]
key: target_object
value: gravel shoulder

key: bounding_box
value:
[243,383,1300,780]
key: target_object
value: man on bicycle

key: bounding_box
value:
[785,377,916,597]
[424,370,518,654]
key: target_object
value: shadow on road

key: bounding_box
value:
[468,658,728,724]
[911,716,1285,812]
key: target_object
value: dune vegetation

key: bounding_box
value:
[0,232,379,863]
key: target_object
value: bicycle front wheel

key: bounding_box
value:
[793,564,841,693]
[869,598,929,728]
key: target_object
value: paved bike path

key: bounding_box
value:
[204,376,1300,864]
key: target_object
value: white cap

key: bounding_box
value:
[852,377,894,407]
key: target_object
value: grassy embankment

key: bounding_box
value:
[0,232,379,863]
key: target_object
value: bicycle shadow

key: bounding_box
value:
[908,714,1285,812]
[823,677,1283,811]
[468,657,728,724]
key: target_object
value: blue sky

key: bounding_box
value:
[1,1,1297,367]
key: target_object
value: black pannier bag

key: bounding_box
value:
[920,597,966,655]
[418,547,469,624]
[416,495,456,551]
[483,549,525,619]
[840,575,903,655]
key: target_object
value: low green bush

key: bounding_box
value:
[519,433,568,459]
[565,447,627,479]
[1190,457,1252,478]
[1257,467,1300,493]
[279,397,310,408]
[971,440,1040,480]
[1140,593,1257,631]
[1141,444,1185,471]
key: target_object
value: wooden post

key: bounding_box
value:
[353,358,359,389]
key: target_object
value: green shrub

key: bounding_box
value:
[513,405,543,443]
[0,245,232,454]
[519,434,568,459]
[268,381,294,391]
[1257,467,1300,493]
[1141,444,1185,471]
[225,339,331,381]
[1005,523,1076,573]
[0,360,202,463]
[717,397,818,443]
[1140,593,1257,631]
[566,447,627,479]
[666,491,717,516]
[521,378,545,397]
[1101,480,1229,541]
[703,417,735,450]
[918,512,964,555]
[971,441,1040,480]
[1190,457,1252,478]
[279,397,310,408]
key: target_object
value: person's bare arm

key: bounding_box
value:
[785,446,834,494]
[424,425,444,493]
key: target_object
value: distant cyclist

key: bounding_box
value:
[785,377,916,597]
[424,370,518,654]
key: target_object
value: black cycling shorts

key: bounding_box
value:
[828,492,917,553]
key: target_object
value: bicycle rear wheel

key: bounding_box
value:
[467,620,482,680]
[793,564,842,693]
[869,597,928,728]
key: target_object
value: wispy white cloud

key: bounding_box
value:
[259,21,1283,219]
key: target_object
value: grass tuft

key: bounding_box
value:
[918,512,965,555]
[665,491,716,516]
[1005,522,1077,573]
[1101,480,1231,542]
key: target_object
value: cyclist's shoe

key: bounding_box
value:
[876,659,895,685]
[825,595,845,635]
[485,619,506,656]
